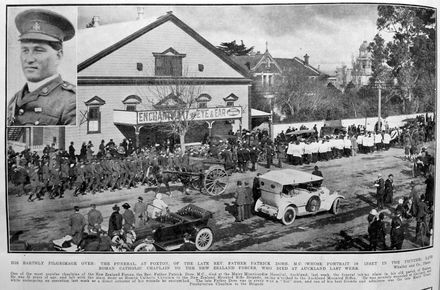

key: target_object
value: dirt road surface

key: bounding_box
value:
[8,144,434,252]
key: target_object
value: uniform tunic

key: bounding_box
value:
[8,76,76,126]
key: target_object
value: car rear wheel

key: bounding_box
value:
[281,206,296,225]
[195,228,213,251]
[134,243,156,252]
[330,198,341,214]
[306,196,321,213]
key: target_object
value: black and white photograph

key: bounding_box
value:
[7,4,436,253]
[6,6,77,126]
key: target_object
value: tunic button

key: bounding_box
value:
[42,87,49,94]
[34,121,40,125]
[18,109,24,115]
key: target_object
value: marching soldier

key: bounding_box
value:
[26,163,42,201]
[73,161,86,196]
[60,157,70,197]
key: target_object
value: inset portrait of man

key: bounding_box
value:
[7,7,77,126]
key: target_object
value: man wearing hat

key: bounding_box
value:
[69,206,86,245]
[87,204,103,234]
[374,174,385,209]
[108,205,123,236]
[122,203,135,231]
[8,8,76,126]
[134,196,147,227]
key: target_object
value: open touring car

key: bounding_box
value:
[255,169,344,225]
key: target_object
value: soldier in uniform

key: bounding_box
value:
[73,161,86,196]
[26,163,42,201]
[59,157,70,197]
[8,9,76,126]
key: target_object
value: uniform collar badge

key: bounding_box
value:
[31,21,41,32]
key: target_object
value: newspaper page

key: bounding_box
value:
[1,0,439,289]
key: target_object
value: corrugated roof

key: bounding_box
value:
[251,108,271,117]
[231,54,264,72]
[78,18,154,65]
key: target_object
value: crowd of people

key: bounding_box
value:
[63,193,193,252]
[7,114,436,251]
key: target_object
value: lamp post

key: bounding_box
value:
[264,93,275,139]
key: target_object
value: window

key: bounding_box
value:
[262,73,274,88]
[85,96,105,134]
[196,93,211,109]
[224,93,238,107]
[122,95,141,111]
[198,102,207,109]
[126,105,137,111]
[87,107,101,134]
[153,48,186,77]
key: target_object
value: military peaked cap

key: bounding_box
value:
[15,9,75,43]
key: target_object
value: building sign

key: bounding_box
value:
[137,106,242,124]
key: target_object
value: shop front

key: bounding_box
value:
[114,106,243,148]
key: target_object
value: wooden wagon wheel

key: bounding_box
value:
[204,165,229,196]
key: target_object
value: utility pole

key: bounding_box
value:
[375,80,383,132]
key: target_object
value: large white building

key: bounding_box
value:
[9,11,252,151]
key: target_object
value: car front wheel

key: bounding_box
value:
[195,228,213,251]
[281,206,296,225]
[330,198,341,214]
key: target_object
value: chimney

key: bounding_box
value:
[92,16,100,27]
[136,7,144,20]
[304,54,309,66]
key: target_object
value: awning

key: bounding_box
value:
[251,109,271,117]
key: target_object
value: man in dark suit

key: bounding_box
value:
[234,181,246,222]
[69,206,86,245]
[374,174,385,209]
[108,205,123,237]
[385,174,394,204]
[8,9,76,126]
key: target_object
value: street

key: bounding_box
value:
[8,144,433,251]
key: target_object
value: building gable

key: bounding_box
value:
[78,13,249,79]
[85,96,106,106]
[253,52,282,74]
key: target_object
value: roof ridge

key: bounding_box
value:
[78,12,250,78]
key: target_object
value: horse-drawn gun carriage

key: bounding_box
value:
[147,156,231,196]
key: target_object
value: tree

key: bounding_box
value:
[217,40,254,56]
[136,72,204,153]
[373,5,436,113]
[273,69,343,122]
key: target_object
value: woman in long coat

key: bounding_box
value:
[122,203,135,231]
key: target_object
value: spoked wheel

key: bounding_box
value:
[204,166,229,196]
[134,243,156,252]
[330,198,341,214]
[195,228,213,251]
[281,206,296,225]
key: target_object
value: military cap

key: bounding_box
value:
[15,9,75,43]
